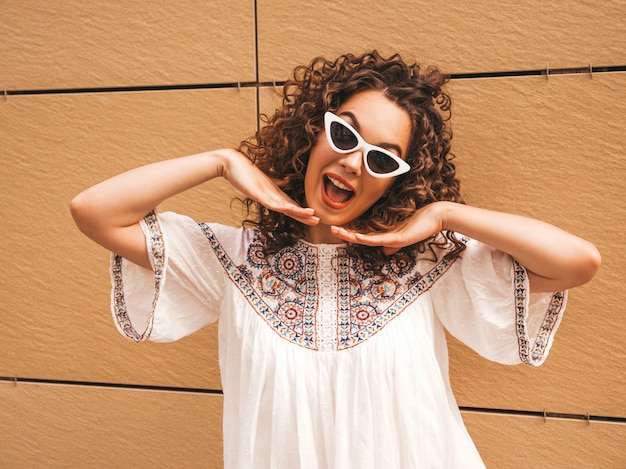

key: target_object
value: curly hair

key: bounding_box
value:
[239,50,465,269]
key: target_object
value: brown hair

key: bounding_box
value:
[239,50,465,269]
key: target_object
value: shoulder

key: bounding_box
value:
[199,221,259,245]
[152,211,261,256]
[197,220,264,264]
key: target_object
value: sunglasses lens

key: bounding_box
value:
[329,121,358,150]
[367,151,400,174]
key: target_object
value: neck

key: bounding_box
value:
[304,223,345,244]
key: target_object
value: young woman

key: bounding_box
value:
[70,51,601,468]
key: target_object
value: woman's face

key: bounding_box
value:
[304,89,412,243]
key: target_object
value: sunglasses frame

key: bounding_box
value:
[323,111,411,179]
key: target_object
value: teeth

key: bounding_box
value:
[327,175,352,191]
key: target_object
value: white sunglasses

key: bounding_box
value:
[324,111,411,178]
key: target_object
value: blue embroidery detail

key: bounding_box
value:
[112,210,163,342]
[200,224,459,351]
[514,260,565,364]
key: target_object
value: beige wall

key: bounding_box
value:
[1,1,625,467]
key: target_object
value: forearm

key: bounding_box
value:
[69,150,239,268]
[440,202,601,292]
[71,150,227,232]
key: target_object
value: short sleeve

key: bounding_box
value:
[110,211,227,343]
[431,237,567,366]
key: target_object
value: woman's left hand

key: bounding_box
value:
[330,202,445,256]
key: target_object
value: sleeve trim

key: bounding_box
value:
[111,211,165,342]
[514,260,567,366]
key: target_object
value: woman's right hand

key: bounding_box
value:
[219,149,319,226]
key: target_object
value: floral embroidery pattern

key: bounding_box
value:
[514,260,565,365]
[201,225,459,351]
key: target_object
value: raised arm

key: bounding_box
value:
[70,149,318,269]
[331,201,601,293]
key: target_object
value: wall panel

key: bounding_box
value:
[1,88,255,389]
[2,0,256,90]
[257,0,626,81]
[462,411,626,468]
[2,384,623,468]
[447,73,626,417]
[0,381,223,468]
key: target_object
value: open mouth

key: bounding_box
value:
[323,174,355,207]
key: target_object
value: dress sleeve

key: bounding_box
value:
[110,211,226,343]
[431,237,568,366]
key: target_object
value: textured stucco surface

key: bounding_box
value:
[1,1,624,467]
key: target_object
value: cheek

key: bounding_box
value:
[308,139,332,167]
[366,179,395,201]
[303,154,320,203]
[304,143,329,184]
[303,170,314,203]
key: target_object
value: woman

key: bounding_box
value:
[71,51,600,468]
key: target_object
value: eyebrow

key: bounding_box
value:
[339,111,405,156]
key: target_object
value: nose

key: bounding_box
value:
[338,149,364,175]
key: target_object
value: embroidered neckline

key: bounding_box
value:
[201,224,458,352]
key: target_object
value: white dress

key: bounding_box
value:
[111,211,567,469]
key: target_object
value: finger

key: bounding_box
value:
[382,246,401,256]
[330,226,399,247]
[271,176,292,188]
[292,215,320,226]
[257,188,305,213]
[262,196,319,226]
[283,206,320,225]
[329,226,360,243]
[331,227,417,255]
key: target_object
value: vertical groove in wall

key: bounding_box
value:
[253,0,260,133]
